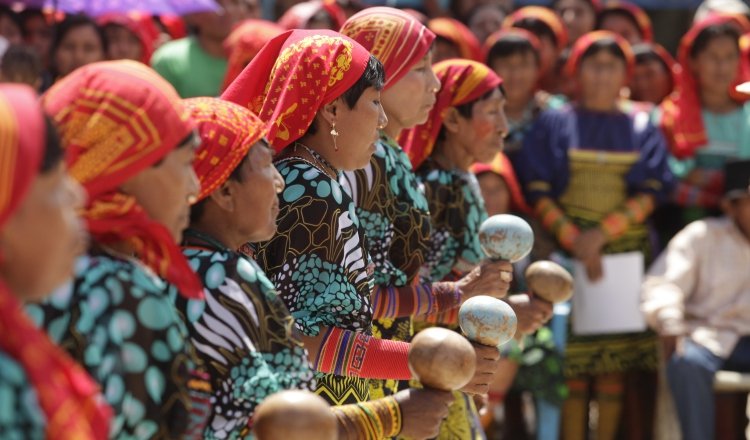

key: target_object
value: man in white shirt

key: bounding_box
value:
[642,160,750,440]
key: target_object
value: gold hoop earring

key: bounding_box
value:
[330,122,339,152]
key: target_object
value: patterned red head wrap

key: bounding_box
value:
[599,1,654,42]
[222,29,372,153]
[184,97,267,201]
[42,60,203,299]
[97,12,160,64]
[660,14,750,159]
[278,0,347,30]
[471,152,531,214]
[401,59,503,169]
[0,84,112,440]
[221,19,284,93]
[428,17,482,62]
[504,6,569,51]
[341,6,436,90]
[565,30,635,79]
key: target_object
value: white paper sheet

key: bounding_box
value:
[572,251,647,335]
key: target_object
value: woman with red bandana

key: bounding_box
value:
[630,42,679,105]
[29,61,210,439]
[98,12,160,64]
[553,0,601,44]
[220,19,284,92]
[597,1,653,45]
[0,84,111,439]
[427,17,483,63]
[514,31,674,440]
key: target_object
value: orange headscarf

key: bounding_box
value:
[599,1,653,42]
[401,59,503,169]
[471,152,530,214]
[221,19,285,93]
[428,17,482,61]
[660,15,750,159]
[222,29,372,152]
[42,60,204,300]
[341,7,436,90]
[97,12,160,64]
[278,0,347,30]
[0,84,112,439]
[504,6,569,52]
[185,97,267,201]
[565,30,635,79]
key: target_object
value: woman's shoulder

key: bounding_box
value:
[276,158,352,209]
[183,247,276,297]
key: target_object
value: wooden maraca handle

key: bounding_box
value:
[525,260,574,304]
[408,327,476,391]
[253,390,338,440]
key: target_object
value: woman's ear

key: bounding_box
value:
[319,99,339,127]
[443,107,462,134]
[208,180,235,212]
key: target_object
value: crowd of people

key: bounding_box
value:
[0,0,749,439]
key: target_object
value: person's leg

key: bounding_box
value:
[666,338,725,440]
[535,397,562,440]
[561,376,589,440]
[594,372,624,440]
[621,370,657,440]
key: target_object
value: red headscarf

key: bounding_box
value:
[0,84,112,439]
[504,6,569,52]
[185,97,267,201]
[638,42,681,97]
[278,0,346,30]
[160,14,187,39]
[428,17,482,62]
[42,60,203,299]
[484,27,544,71]
[97,12,160,64]
[400,59,503,169]
[565,30,635,79]
[221,19,284,93]
[471,152,530,214]
[341,7,436,90]
[599,1,653,42]
[660,15,750,159]
[222,29,372,152]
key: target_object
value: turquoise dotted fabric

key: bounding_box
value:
[0,351,45,439]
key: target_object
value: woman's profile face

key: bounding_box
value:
[330,86,388,171]
[455,88,509,165]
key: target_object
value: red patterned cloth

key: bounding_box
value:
[600,1,654,42]
[221,19,284,93]
[278,0,346,30]
[660,14,750,159]
[42,60,203,299]
[564,30,635,79]
[341,6,435,90]
[0,84,112,439]
[400,59,503,168]
[504,6,569,51]
[97,12,160,63]
[222,29,372,152]
[428,17,482,61]
[184,97,267,201]
[471,152,531,214]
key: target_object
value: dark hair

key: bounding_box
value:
[1,45,42,83]
[513,18,558,48]
[41,115,64,173]
[0,6,21,31]
[49,15,107,77]
[486,35,541,67]
[307,54,385,136]
[689,22,740,59]
[579,37,627,64]
[468,3,509,24]
[437,85,505,141]
[552,0,597,12]
[597,9,642,36]
[632,43,670,72]
[18,8,44,38]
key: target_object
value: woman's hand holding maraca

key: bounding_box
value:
[456,259,514,299]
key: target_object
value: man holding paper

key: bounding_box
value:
[642,160,750,440]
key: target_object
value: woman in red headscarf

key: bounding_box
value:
[597,1,653,45]
[504,7,569,93]
[98,12,160,64]
[222,29,455,439]
[221,19,283,92]
[29,60,210,439]
[553,0,601,43]
[0,84,111,439]
[630,42,679,104]
[657,15,750,241]
[514,31,674,440]
[340,7,509,415]
[428,17,483,63]
[278,0,346,30]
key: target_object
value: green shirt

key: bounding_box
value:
[151,36,227,98]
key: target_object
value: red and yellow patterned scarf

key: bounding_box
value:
[341,6,436,90]
[0,84,112,439]
[184,97,267,201]
[42,60,204,299]
[428,17,482,62]
[222,29,372,152]
[221,19,285,93]
[400,59,503,169]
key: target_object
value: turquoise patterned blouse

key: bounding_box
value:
[26,252,210,439]
[0,351,45,438]
[173,233,315,439]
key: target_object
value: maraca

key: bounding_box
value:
[525,260,574,303]
[408,327,477,391]
[459,295,518,346]
[478,214,534,263]
[253,390,338,440]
